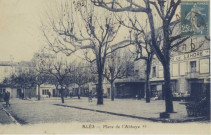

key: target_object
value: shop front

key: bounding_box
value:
[187,78,209,101]
[115,82,145,99]
[150,81,163,99]
[150,80,178,100]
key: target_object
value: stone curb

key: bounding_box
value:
[0,103,21,125]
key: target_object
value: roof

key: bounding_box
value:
[0,61,15,66]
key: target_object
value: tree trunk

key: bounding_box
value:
[60,86,65,103]
[38,84,41,100]
[97,70,103,105]
[163,19,174,113]
[145,58,152,103]
[23,88,26,99]
[111,81,114,101]
[145,71,151,103]
[163,61,174,113]
[29,88,31,99]
[78,86,81,99]
[55,85,58,97]
[65,85,69,98]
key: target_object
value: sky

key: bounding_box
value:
[0,0,176,63]
[0,0,132,63]
[0,0,46,62]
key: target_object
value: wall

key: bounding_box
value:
[36,84,56,98]
[0,65,14,83]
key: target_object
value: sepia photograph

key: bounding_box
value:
[0,0,210,134]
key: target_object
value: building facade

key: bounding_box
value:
[113,58,146,99]
[150,37,210,101]
[0,61,37,99]
[0,61,15,83]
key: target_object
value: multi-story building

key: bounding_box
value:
[0,61,15,83]
[114,59,146,99]
[150,36,210,101]
[0,61,16,99]
[109,47,146,99]
[0,61,36,99]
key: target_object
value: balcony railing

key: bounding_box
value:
[186,72,200,79]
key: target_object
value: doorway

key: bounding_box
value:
[190,83,203,101]
[53,89,56,97]
[17,88,21,98]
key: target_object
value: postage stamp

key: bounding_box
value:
[181,1,209,36]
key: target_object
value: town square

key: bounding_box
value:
[0,0,210,134]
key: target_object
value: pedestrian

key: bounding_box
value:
[135,94,139,100]
[48,91,51,98]
[3,92,7,104]
[88,91,92,103]
[69,92,73,98]
[4,92,10,107]
[0,92,3,101]
[6,91,10,107]
[22,92,24,100]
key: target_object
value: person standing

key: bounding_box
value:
[4,91,10,107]
[22,92,24,100]
[0,92,3,101]
[6,91,10,107]
[69,92,73,98]
[3,92,7,105]
[88,91,92,103]
[48,91,51,98]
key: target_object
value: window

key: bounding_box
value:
[159,66,163,78]
[107,88,110,95]
[200,59,209,73]
[172,63,178,76]
[152,67,156,77]
[42,89,49,95]
[190,61,196,72]
[180,62,186,75]
[0,89,6,93]
[2,89,6,93]
[151,85,157,97]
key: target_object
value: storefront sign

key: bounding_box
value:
[171,49,210,62]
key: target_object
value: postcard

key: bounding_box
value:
[0,0,210,134]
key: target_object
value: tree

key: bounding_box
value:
[115,15,161,103]
[133,25,162,103]
[42,0,134,105]
[92,0,190,113]
[73,62,95,99]
[133,32,155,103]
[63,73,74,98]
[104,49,134,101]
[40,56,73,103]
[10,69,36,99]
[32,52,52,100]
